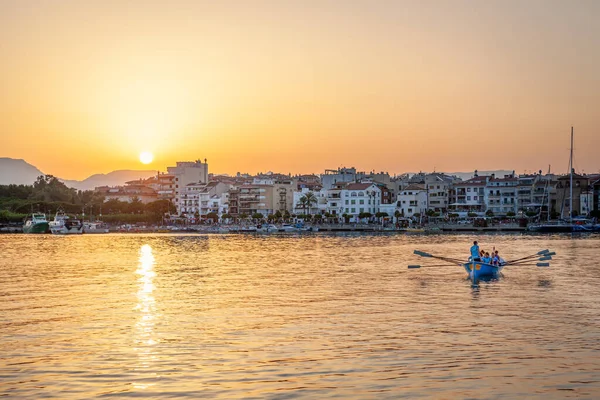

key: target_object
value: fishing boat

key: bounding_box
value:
[409,249,554,281]
[49,210,83,235]
[23,213,50,234]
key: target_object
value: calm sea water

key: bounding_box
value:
[1,233,599,398]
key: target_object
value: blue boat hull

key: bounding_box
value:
[463,262,504,279]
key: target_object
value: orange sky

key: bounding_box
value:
[1,0,599,180]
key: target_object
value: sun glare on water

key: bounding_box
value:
[139,152,154,164]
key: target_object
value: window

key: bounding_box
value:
[358,192,364,196]
[359,199,364,204]
[408,208,412,213]
[467,196,471,201]
[345,192,349,197]
[474,196,478,200]
[467,188,471,192]
[351,192,357,197]
[351,208,356,213]
[345,208,349,212]
[345,200,349,205]
[360,208,364,212]
[351,199,356,205]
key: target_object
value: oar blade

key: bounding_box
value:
[538,256,552,261]
[537,249,550,255]
[545,252,556,257]
[536,262,550,267]
[414,250,432,258]
[408,265,421,269]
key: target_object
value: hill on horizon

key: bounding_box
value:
[0,158,45,185]
[0,158,156,190]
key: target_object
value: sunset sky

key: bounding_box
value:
[1,0,599,180]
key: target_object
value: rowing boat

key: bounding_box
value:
[409,249,554,282]
[463,261,504,279]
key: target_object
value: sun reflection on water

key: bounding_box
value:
[134,244,158,389]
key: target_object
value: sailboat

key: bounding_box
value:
[528,127,595,233]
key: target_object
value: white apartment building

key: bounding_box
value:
[339,183,382,221]
[179,181,230,218]
[449,176,488,214]
[484,175,518,216]
[398,184,427,217]
[293,188,325,215]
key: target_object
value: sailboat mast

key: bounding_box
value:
[570,126,573,224]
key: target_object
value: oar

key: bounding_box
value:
[507,255,553,266]
[408,263,460,269]
[505,250,555,264]
[413,250,464,264]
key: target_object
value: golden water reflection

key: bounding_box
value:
[134,244,158,389]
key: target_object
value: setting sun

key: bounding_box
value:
[139,152,154,165]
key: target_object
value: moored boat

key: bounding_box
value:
[83,222,109,234]
[23,213,50,234]
[49,210,83,235]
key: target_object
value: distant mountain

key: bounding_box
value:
[62,170,157,190]
[0,158,156,190]
[0,158,45,185]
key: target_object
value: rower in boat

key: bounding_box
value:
[470,241,481,262]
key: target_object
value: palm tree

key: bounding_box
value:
[298,197,308,216]
[301,192,318,215]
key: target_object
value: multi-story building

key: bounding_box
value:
[321,167,365,190]
[449,174,488,214]
[325,183,344,216]
[554,172,589,218]
[179,182,231,218]
[167,159,209,212]
[397,184,427,217]
[516,174,536,212]
[485,174,518,216]
[339,183,382,220]
[424,173,456,213]
[155,173,176,201]
[230,181,294,217]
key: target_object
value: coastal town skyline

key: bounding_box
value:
[2,1,600,179]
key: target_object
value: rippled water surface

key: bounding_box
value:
[1,233,600,398]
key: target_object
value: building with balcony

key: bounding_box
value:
[339,183,383,221]
[178,182,230,218]
[167,159,209,211]
[484,174,518,216]
[449,175,488,213]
